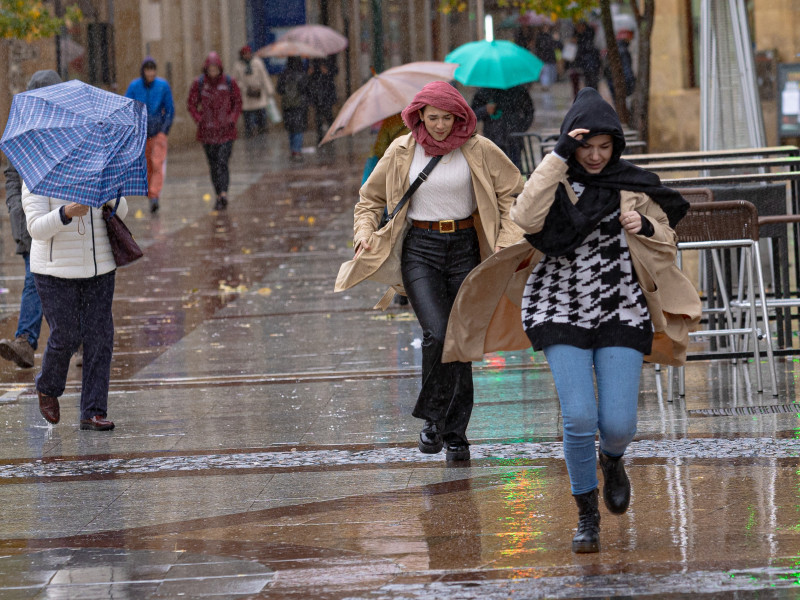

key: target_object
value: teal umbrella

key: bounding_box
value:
[445,40,544,89]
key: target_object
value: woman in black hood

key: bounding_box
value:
[510,88,693,553]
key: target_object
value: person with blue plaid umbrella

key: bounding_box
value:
[1,79,147,432]
[22,186,129,431]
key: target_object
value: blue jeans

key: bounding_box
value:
[16,253,43,349]
[540,63,557,88]
[289,132,303,154]
[543,344,643,495]
[34,271,116,420]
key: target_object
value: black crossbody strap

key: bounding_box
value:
[386,154,443,222]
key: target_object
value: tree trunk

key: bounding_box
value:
[631,0,655,144]
[600,0,630,125]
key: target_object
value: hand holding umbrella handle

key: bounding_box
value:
[64,203,89,219]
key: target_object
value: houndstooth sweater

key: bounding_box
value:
[521,181,653,353]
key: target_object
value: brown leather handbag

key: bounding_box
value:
[102,199,143,267]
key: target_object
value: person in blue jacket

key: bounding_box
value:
[125,56,174,213]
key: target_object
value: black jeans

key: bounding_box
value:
[401,226,481,445]
[34,271,116,420]
[202,141,234,195]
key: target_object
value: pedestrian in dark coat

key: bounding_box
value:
[470,85,535,170]
[605,30,636,101]
[276,56,310,161]
[307,57,338,143]
[0,70,62,370]
[569,21,602,98]
[187,51,243,210]
[534,26,561,89]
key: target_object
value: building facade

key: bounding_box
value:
[0,1,798,151]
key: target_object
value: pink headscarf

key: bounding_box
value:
[401,81,477,156]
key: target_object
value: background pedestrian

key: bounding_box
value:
[569,21,602,99]
[470,84,535,170]
[276,56,310,161]
[0,70,62,370]
[341,81,525,462]
[361,112,412,307]
[307,57,338,144]
[361,113,409,185]
[511,88,696,553]
[232,45,275,138]
[124,56,174,214]
[604,29,637,103]
[187,51,242,211]
[534,25,561,90]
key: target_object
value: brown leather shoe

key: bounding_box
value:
[38,391,60,424]
[80,415,115,431]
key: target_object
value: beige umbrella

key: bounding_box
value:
[255,40,326,59]
[319,61,459,145]
[283,24,348,55]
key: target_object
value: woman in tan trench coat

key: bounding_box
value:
[335,82,524,462]
[444,88,701,552]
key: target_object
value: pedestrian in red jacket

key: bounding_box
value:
[187,51,243,211]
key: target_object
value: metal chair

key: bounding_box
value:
[675,187,715,204]
[673,200,778,397]
[509,132,543,177]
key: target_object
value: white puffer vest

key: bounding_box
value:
[22,183,128,279]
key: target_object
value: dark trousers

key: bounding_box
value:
[315,104,334,142]
[202,141,234,196]
[243,109,267,138]
[401,226,481,445]
[34,271,116,420]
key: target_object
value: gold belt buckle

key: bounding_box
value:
[439,219,455,233]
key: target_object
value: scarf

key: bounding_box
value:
[401,81,477,156]
[526,87,689,256]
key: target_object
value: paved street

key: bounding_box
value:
[0,84,798,599]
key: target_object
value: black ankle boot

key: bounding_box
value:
[418,420,443,453]
[572,489,600,553]
[599,452,631,514]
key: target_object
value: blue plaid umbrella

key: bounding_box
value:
[0,79,148,208]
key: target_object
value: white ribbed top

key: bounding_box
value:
[406,144,475,222]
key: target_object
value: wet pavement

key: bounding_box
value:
[0,83,798,599]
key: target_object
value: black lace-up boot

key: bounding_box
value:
[599,452,631,514]
[572,488,600,553]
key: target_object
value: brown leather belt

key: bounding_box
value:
[411,216,475,233]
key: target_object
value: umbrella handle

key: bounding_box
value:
[108,193,121,219]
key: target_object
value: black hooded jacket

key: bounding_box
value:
[525,87,688,256]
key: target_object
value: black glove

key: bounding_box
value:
[552,133,586,159]
[638,213,655,237]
